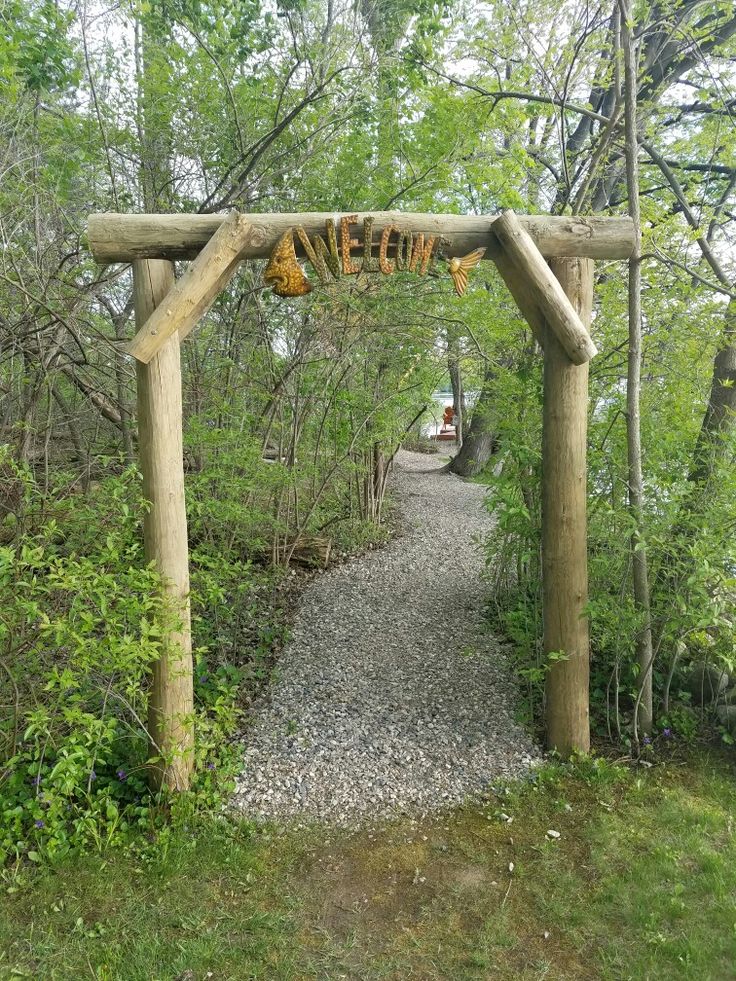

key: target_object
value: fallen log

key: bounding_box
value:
[276,535,332,569]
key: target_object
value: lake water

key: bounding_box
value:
[423,390,478,437]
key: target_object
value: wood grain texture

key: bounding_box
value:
[542,257,593,757]
[129,212,250,364]
[88,211,636,262]
[493,210,598,365]
[133,259,194,791]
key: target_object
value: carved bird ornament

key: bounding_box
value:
[446,247,486,296]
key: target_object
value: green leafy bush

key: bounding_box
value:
[0,493,166,863]
[482,335,736,748]
[0,456,249,865]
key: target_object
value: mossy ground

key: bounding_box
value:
[2,749,735,980]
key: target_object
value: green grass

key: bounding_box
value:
[2,750,735,980]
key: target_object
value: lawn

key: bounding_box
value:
[1,750,735,980]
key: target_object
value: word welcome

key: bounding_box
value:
[296,215,441,282]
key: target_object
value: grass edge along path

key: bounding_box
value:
[1,749,735,980]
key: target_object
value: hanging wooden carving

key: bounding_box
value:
[446,248,486,296]
[263,230,312,297]
[263,217,486,297]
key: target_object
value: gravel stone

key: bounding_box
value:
[232,449,540,824]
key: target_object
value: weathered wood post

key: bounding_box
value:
[132,259,194,790]
[542,257,594,755]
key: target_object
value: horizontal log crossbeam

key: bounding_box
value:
[88,211,635,264]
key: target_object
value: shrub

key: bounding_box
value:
[0,503,167,863]
[0,457,246,865]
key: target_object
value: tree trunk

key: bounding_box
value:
[448,337,465,445]
[112,302,135,464]
[634,146,736,497]
[621,0,653,736]
[448,364,497,476]
[658,299,736,587]
[689,311,736,487]
[372,440,385,519]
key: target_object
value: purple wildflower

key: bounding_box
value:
[662,727,673,739]
[89,770,97,781]
[206,762,216,770]
[31,775,42,786]
[643,735,652,745]
[35,819,45,829]
[116,768,127,782]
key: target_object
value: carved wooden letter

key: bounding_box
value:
[396,230,412,271]
[379,225,397,274]
[410,233,437,275]
[340,214,361,275]
[362,217,379,272]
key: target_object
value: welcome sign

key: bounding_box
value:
[263,214,485,297]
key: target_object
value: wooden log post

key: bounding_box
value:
[132,259,194,791]
[543,257,594,756]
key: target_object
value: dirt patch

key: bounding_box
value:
[450,863,490,891]
[304,832,435,941]
[289,802,598,978]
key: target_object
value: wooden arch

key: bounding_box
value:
[88,209,636,790]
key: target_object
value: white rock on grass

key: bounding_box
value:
[231,449,540,825]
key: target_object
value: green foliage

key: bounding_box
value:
[0,463,166,863]
[2,751,735,979]
[2,0,78,92]
[2,0,736,889]
[0,454,255,866]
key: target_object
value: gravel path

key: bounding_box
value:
[232,449,539,824]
